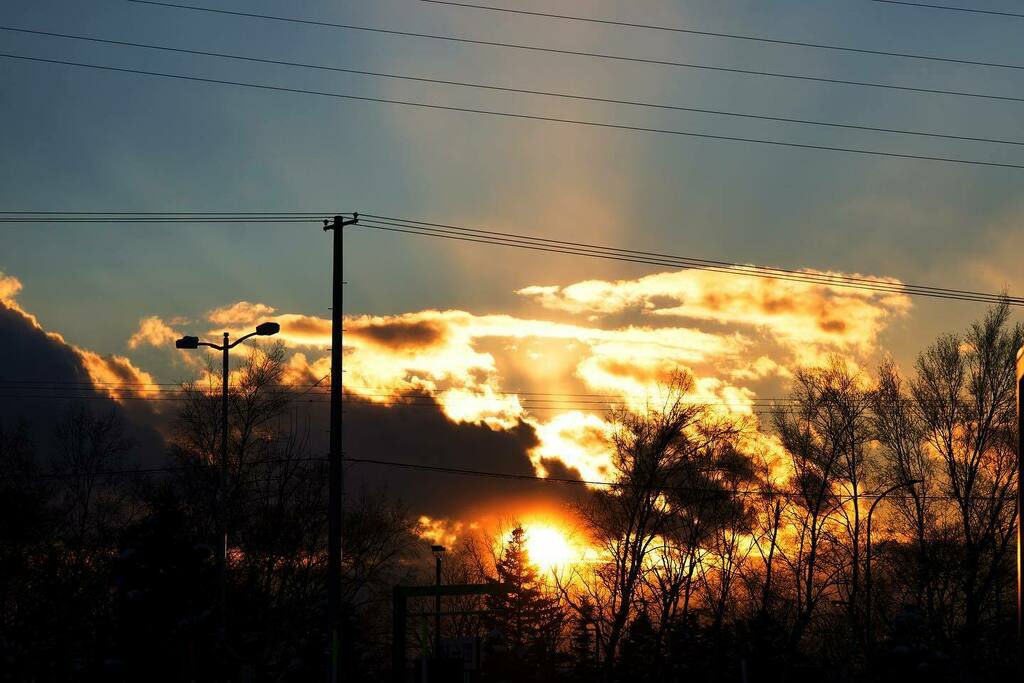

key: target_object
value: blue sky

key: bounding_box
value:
[2,1,1022,365]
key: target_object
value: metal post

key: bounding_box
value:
[326,213,358,683]
[434,555,442,659]
[392,587,407,683]
[219,331,229,643]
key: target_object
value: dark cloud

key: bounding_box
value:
[0,302,164,465]
[350,319,447,350]
[339,394,578,519]
[818,318,848,333]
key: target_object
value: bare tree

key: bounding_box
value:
[908,303,1020,663]
[52,405,133,555]
[569,372,741,674]
[695,443,758,633]
[773,360,864,650]
[170,342,420,675]
[870,358,940,631]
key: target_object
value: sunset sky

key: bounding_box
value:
[2,0,1023,541]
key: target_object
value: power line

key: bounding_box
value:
[28,456,328,481]
[19,451,1000,503]
[870,0,1024,19]
[0,381,949,408]
[358,215,980,299]
[4,25,1020,148]
[4,53,1021,172]
[2,209,1019,304]
[355,215,1023,305]
[0,381,988,410]
[0,391,803,416]
[0,218,321,224]
[123,0,1024,105]
[0,211,330,215]
[347,457,1009,502]
[419,0,1024,71]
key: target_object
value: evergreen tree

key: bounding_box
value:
[568,598,598,681]
[616,610,660,681]
[483,525,563,679]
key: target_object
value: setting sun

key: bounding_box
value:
[522,523,575,573]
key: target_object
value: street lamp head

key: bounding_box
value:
[255,321,280,336]
[431,544,446,557]
[175,336,200,350]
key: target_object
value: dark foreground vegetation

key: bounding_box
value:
[1,304,1020,682]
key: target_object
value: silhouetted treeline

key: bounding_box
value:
[0,346,422,681]
[0,306,1020,682]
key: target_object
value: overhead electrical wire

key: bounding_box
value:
[357,216,973,299]
[5,26,1022,148]
[0,381,942,407]
[3,211,1020,305]
[27,456,328,481]
[4,53,1021,172]
[418,0,1024,71]
[0,379,825,406]
[0,391,802,416]
[346,457,1010,503]
[18,451,1002,503]
[0,382,997,414]
[870,0,1024,19]
[355,215,1024,305]
[122,0,1024,105]
[0,383,785,405]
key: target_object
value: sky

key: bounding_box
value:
[2,0,1024,539]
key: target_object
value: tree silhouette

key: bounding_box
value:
[483,525,563,680]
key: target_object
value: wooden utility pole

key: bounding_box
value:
[325,213,358,683]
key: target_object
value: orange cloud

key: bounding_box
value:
[76,347,158,400]
[131,262,907,484]
[531,411,614,482]
[206,301,277,326]
[2,271,160,403]
[416,515,469,547]
[0,271,22,302]
[203,312,331,349]
[0,270,45,330]
[518,268,911,363]
[128,316,181,349]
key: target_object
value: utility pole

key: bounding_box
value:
[325,213,358,683]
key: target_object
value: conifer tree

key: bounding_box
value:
[483,525,563,677]
[569,597,598,680]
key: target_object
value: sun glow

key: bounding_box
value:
[523,523,575,573]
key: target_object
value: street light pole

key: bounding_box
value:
[175,321,280,647]
[324,213,358,683]
[220,331,229,640]
[865,479,922,661]
[432,545,446,660]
